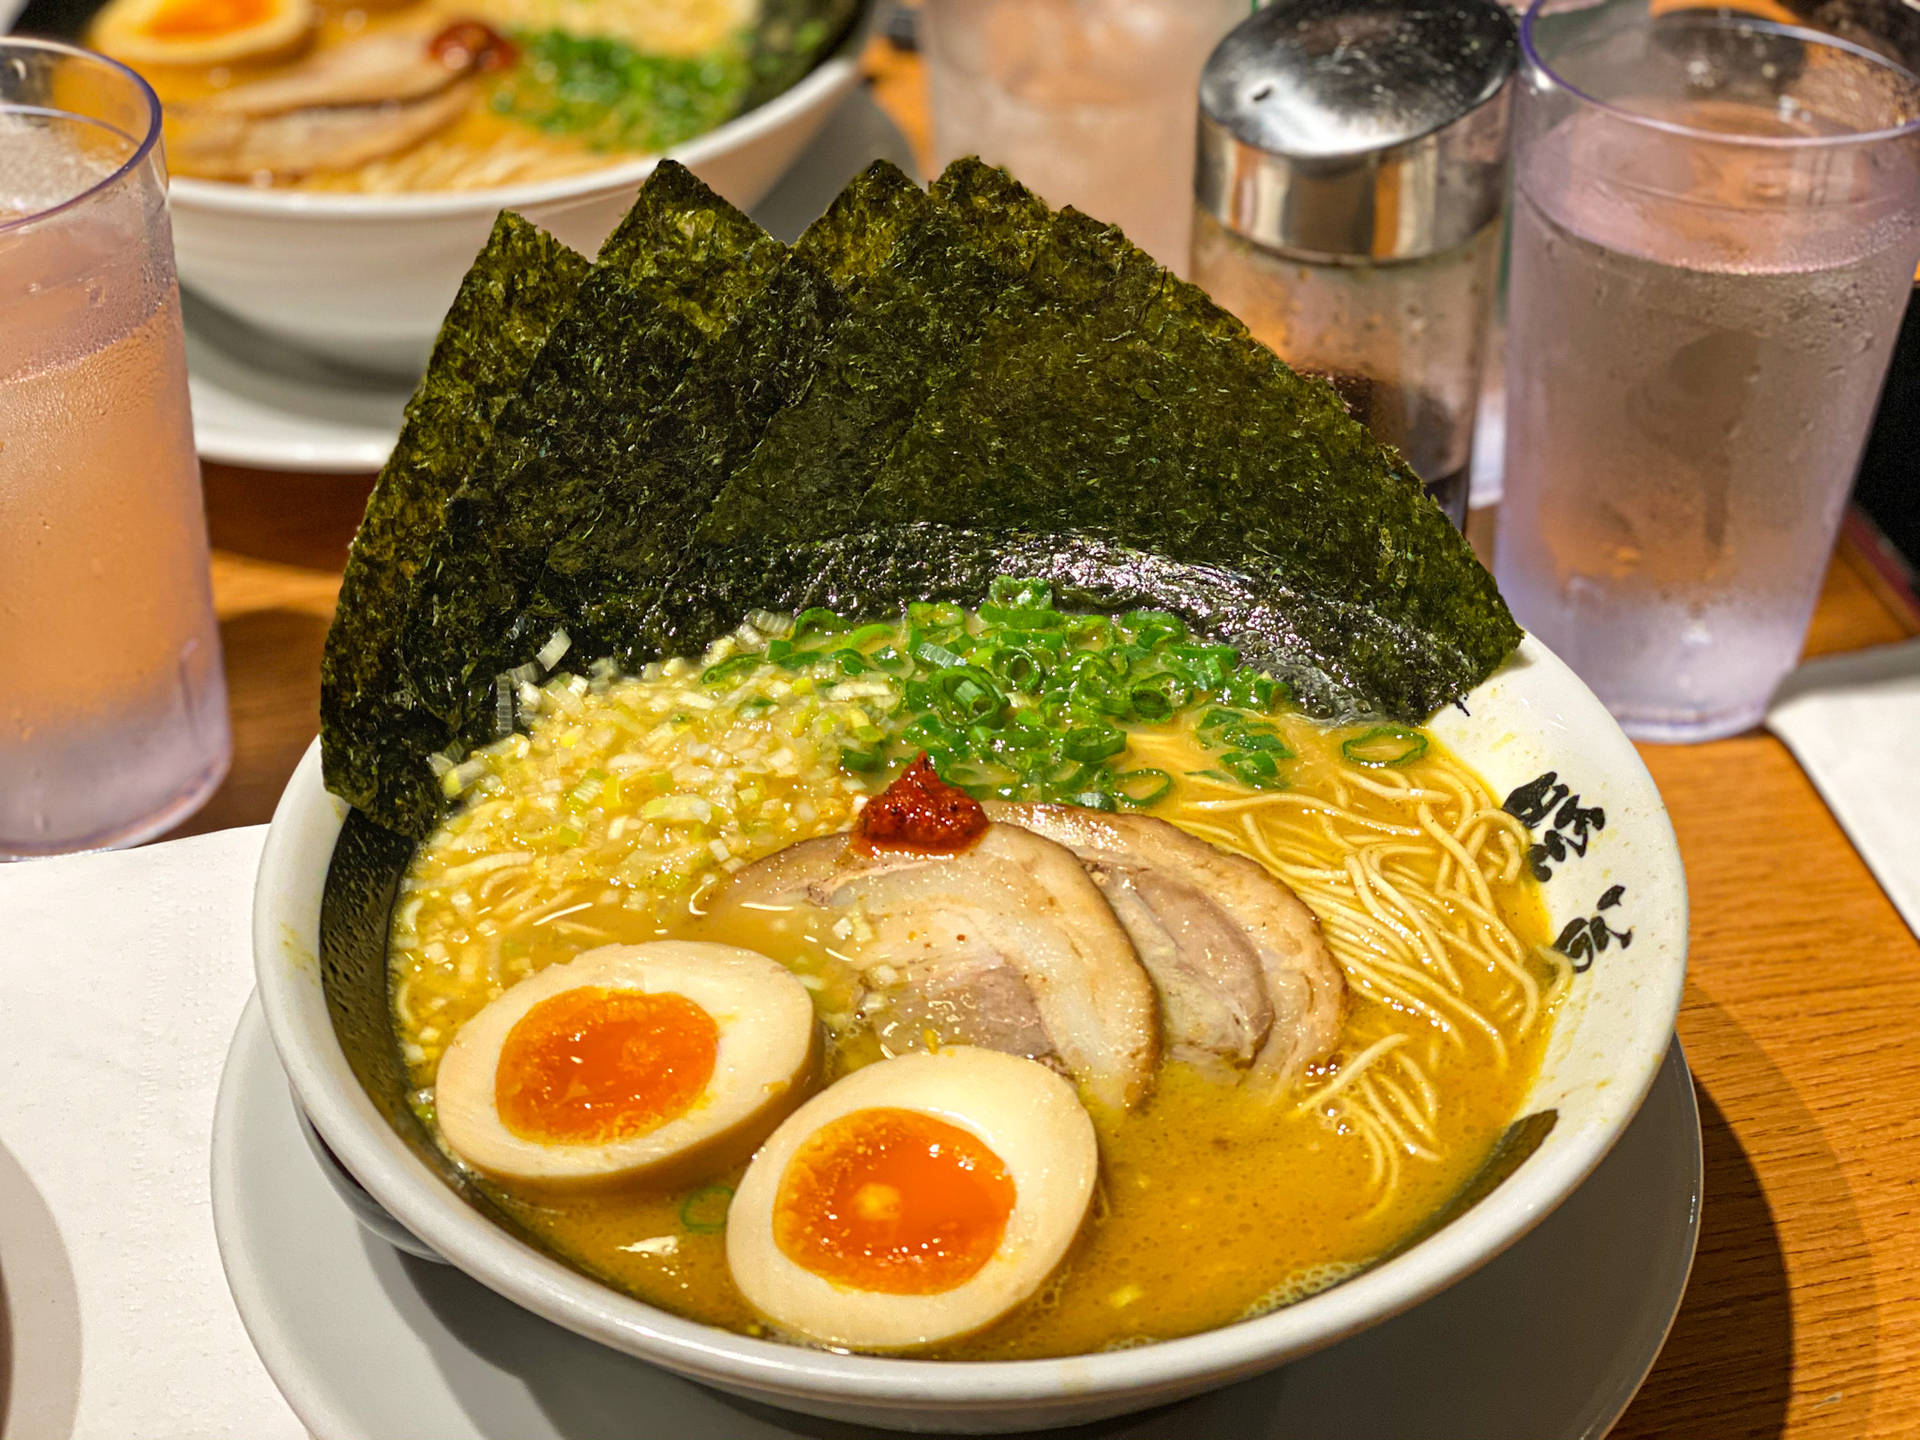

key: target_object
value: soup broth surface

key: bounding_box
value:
[390,608,1561,1358]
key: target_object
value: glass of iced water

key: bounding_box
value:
[1,38,231,857]
[920,0,1251,275]
[1495,0,1920,743]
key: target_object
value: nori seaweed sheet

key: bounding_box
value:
[372,163,928,835]
[318,212,588,816]
[850,202,1517,704]
[696,160,1052,551]
[374,165,783,834]
[536,164,934,652]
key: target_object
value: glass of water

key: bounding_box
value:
[1495,0,1920,743]
[1,38,231,857]
[920,0,1251,275]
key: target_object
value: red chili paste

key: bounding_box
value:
[853,754,988,854]
[431,20,516,71]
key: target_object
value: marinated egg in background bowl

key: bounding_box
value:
[727,1048,1099,1352]
[433,941,817,1190]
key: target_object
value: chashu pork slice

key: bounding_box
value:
[986,803,1345,1088]
[168,28,493,180]
[719,825,1160,1111]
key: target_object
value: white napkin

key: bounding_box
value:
[1767,638,1920,940]
[0,826,302,1440]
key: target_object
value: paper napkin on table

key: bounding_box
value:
[0,826,303,1440]
[1767,638,1920,941]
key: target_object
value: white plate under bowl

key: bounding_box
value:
[252,627,1690,1431]
[186,88,918,474]
[213,994,1701,1440]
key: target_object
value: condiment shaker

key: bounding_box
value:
[1192,0,1518,527]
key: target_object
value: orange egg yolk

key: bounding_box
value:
[494,987,718,1146]
[143,0,276,38]
[772,1107,1016,1295]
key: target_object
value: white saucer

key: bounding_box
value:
[186,89,921,474]
[212,996,1701,1440]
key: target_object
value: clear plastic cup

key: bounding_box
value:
[1,38,232,857]
[1495,1,1920,743]
[920,0,1250,275]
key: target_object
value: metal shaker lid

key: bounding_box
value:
[1197,0,1518,261]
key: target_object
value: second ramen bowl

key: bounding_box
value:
[166,19,865,376]
[250,632,1688,1433]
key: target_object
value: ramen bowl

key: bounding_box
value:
[163,18,866,375]
[250,631,1687,1432]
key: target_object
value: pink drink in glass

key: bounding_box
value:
[1,40,231,856]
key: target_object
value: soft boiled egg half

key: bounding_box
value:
[92,0,315,67]
[726,1047,1098,1350]
[433,942,816,1190]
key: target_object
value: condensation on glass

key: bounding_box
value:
[1,38,231,857]
[1494,0,1920,742]
[1191,0,1518,528]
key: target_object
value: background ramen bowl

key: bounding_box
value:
[251,633,1688,1433]
[164,16,866,375]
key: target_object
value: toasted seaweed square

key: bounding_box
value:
[696,160,1052,551]
[850,195,1518,717]
[370,163,928,832]
[319,211,588,817]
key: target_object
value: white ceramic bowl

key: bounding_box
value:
[251,633,1688,1433]
[168,28,864,375]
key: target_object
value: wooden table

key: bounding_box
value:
[173,39,1920,1440]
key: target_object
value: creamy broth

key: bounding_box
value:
[389,610,1561,1357]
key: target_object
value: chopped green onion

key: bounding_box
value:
[845,623,895,651]
[679,1185,733,1235]
[983,645,1047,693]
[1223,724,1292,755]
[1062,724,1127,763]
[1112,768,1174,807]
[931,667,1005,725]
[908,600,967,628]
[700,653,761,687]
[1123,609,1187,647]
[840,746,885,773]
[913,639,966,671]
[1219,749,1289,790]
[793,606,843,640]
[1220,672,1283,711]
[566,769,607,809]
[1341,725,1428,768]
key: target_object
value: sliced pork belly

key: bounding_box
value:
[719,825,1160,1110]
[169,26,506,179]
[987,803,1345,1087]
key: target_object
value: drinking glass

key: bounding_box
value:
[1,38,231,857]
[920,0,1251,275]
[1495,0,1920,743]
